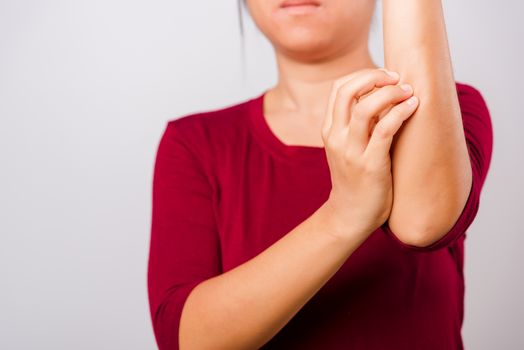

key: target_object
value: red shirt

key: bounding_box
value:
[147,82,493,349]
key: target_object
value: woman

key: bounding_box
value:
[147,0,493,349]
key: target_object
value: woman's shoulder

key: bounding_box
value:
[162,94,259,158]
[168,95,254,131]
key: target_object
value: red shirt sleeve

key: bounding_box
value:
[147,119,222,349]
[380,83,494,252]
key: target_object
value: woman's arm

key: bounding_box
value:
[381,0,473,247]
[149,121,369,350]
[179,201,368,349]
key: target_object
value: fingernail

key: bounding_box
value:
[406,96,418,105]
[400,83,412,92]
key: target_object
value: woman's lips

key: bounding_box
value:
[280,0,320,7]
[279,1,321,15]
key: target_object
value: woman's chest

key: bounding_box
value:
[212,154,330,272]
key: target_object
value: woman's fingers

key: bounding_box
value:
[322,67,419,168]
[322,68,399,140]
[348,83,414,153]
[332,69,399,131]
[364,95,419,163]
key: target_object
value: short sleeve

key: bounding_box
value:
[380,83,494,252]
[147,119,222,349]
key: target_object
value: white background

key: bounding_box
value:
[1,0,523,348]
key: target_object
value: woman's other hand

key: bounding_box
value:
[321,68,419,241]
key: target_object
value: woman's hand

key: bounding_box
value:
[321,68,419,241]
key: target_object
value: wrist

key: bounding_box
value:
[318,199,371,245]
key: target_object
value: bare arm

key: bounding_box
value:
[179,201,368,349]
[382,0,473,246]
[178,68,417,349]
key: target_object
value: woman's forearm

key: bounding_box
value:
[381,0,473,246]
[179,200,369,349]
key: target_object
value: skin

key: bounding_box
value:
[178,0,471,348]
[381,0,472,246]
[247,0,379,148]
[247,0,471,245]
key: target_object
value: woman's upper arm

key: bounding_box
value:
[147,119,222,349]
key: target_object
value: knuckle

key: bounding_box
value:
[343,148,360,165]
[324,133,343,152]
[375,69,392,81]
[388,108,404,121]
[336,81,352,95]
[332,80,342,91]
[323,132,334,147]
[362,160,379,175]
[387,84,403,96]
[378,67,399,79]
[331,86,356,111]
[377,68,389,77]
[374,123,392,138]
[339,84,358,102]
[376,85,399,101]
[333,77,348,91]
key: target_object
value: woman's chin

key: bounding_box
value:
[275,43,335,61]
[275,34,331,53]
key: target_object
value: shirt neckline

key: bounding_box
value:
[248,89,326,164]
